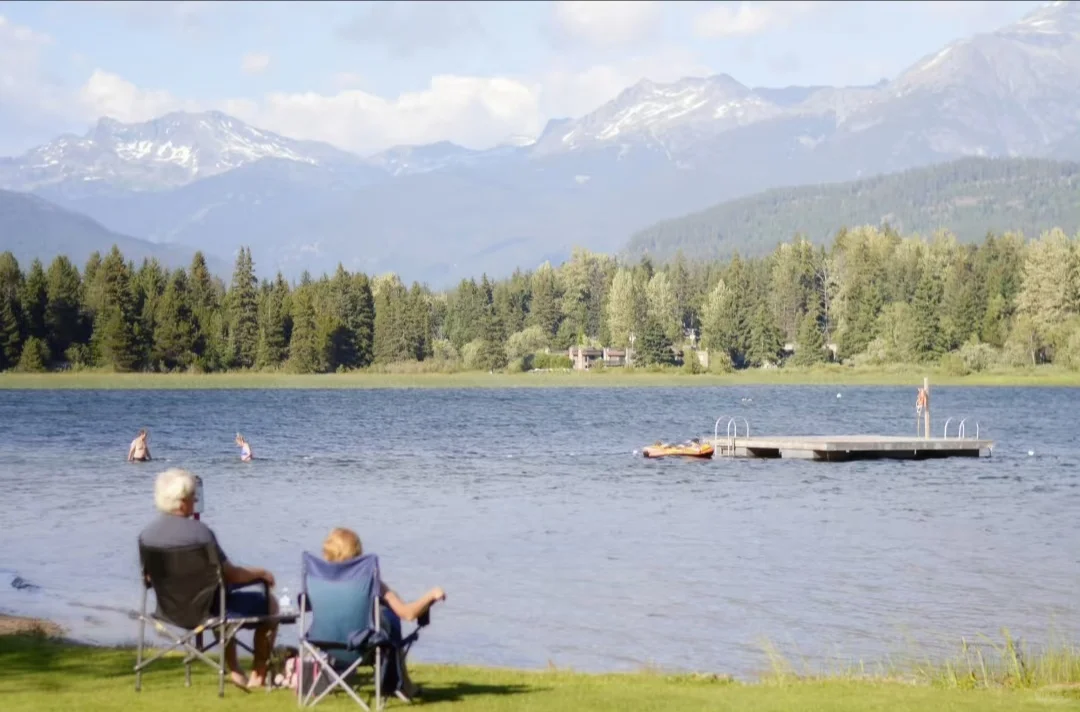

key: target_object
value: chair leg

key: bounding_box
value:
[375,647,381,711]
[219,623,227,698]
[134,613,146,692]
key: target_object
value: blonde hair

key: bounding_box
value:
[322,527,362,562]
[154,468,196,513]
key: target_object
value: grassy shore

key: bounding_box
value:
[1,364,1079,389]
[2,626,1078,712]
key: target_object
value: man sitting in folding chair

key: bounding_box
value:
[135,468,287,694]
[297,527,446,708]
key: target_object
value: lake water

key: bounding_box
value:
[1,386,1077,676]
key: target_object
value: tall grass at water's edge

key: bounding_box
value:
[2,364,1080,388]
[6,621,1078,692]
[757,629,1080,691]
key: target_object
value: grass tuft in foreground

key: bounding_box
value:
[2,633,1079,712]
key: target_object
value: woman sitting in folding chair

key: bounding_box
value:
[321,527,446,701]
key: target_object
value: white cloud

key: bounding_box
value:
[553,1,662,47]
[0,15,67,117]
[694,1,820,38]
[78,69,197,123]
[241,52,271,75]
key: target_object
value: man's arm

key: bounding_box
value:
[380,581,445,622]
[222,561,275,588]
[127,442,135,461]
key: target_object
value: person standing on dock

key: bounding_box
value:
[235,433,252,462]
[127,429,152,462]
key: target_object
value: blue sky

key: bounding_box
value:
[0,0,1047,157]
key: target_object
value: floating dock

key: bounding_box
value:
[710,378,993,462]
[713,435,992,461]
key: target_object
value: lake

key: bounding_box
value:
[0,385,1077,676]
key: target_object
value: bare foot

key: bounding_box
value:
[229,670,251,691]
[248,672,266,689]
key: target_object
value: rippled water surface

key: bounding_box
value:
[1,386,1078,675]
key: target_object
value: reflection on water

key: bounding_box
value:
[0,386,1078,675]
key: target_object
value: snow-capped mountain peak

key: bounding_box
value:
[1,111,364,196]
[532,74,777,155]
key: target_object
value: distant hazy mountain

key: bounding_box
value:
[1,2,1079,283]
[0,189,225,273]
[624,157,1080,262]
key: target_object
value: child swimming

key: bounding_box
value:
[235,433,253,462]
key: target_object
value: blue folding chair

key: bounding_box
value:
[299,552,417,709]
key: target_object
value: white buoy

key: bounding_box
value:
[1028,450,1035,456]
[837,393,842,399]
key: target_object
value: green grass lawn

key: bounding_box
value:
[3,634,1079,712]
[1,365,1079,389]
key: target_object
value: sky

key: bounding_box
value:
[0,0,1048,157]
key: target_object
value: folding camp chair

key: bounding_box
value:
[134,541,292,696]
[297,552,429,709]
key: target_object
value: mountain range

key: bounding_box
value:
[0,189,226,273]
[1,1,1079,284]
[624,156,1080,262]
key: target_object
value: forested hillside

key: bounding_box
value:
[624,158,1080,262]
[1,222,1079,376]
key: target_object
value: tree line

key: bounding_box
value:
[1,224,1079,374]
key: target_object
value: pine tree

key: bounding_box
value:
[226,247,259,368]
[287,287,325,373]
[21,259,48,341]
[45,255,84,362]
[351,273,375,367]
[910,266,943,360]
[478,299,508,370]
[17,336,49,372]
[638,318,675,366]
[0,296,21,370]
[606,268,641,347]
[793,298,827,366]
[746,304,783,367]
[154,269,202,370]
[92,247,141,372]
[256,273,290,369]
[527,263,561,338]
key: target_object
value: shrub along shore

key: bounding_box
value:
[1,618,1078,712]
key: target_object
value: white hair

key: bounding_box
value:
[154,468,197,513]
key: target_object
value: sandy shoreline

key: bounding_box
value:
[0,613,64,637]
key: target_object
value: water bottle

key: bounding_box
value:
[279,587,292,614]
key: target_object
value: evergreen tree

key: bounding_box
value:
[45,255,84,362]
[256,273,290,369]
[527,262,561,338]
[288,287,325,373]
[226,247,259,368]
[910,266,943,360]
[0,296,20,370]
[746,304,784,367]
[92,247,141,372]
[21,259,48,341]
[16,336,49,372]
[154,269,202,370]
[351,273,375,367]
[638,318,675,366]
[793,298,827,366]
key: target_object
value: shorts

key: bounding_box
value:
[212,587,270,619]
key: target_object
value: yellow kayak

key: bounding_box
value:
[642,441,715,459]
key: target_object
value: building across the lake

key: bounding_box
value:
[568,346,710,370]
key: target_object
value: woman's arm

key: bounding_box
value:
[380,580,445,622]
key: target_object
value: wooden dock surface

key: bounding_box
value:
[713,435,993,461]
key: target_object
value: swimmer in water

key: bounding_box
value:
[235,433,253,462]
[128,429,152,462]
